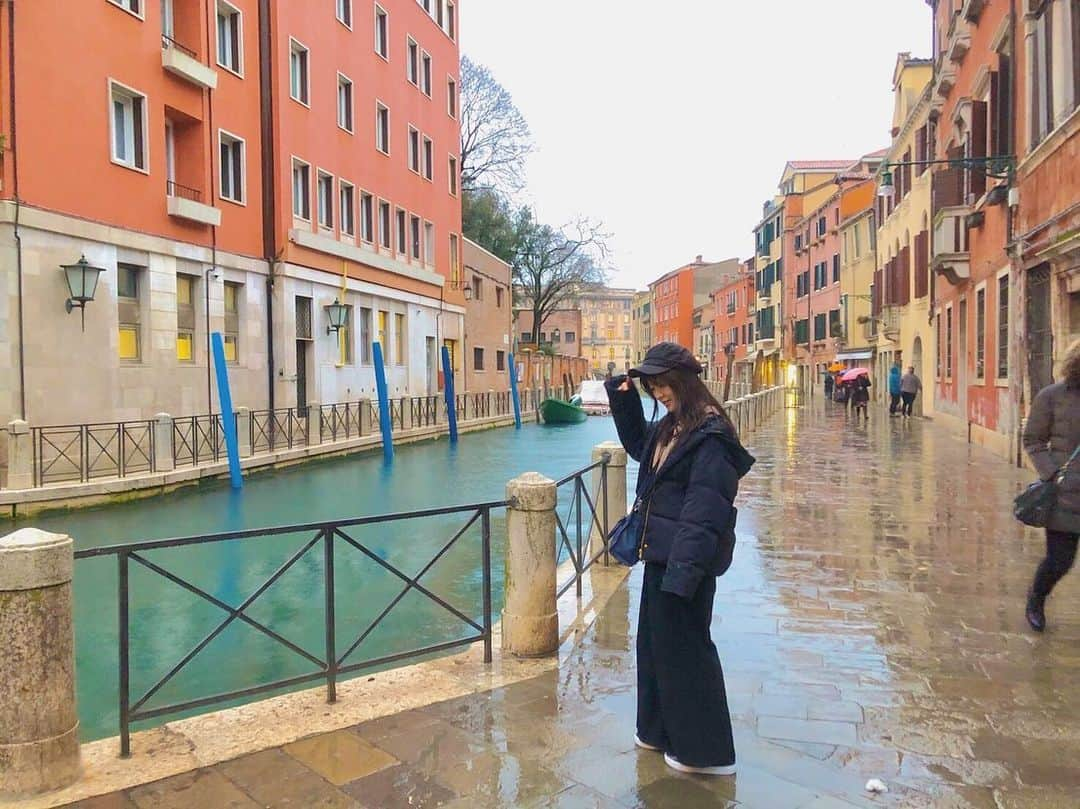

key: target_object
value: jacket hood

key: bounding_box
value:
[697,414,756,478]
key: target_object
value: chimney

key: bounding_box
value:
[695,254,703,264]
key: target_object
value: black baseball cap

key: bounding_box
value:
[628,342,703,378]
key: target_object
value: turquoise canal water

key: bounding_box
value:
[23,415,644,742]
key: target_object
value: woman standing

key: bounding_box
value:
[1024,340,1080,632]
[605,342,755,775]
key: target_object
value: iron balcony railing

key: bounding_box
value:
[166,180,202,202]
[32,421,156,487]
[160,33,198,59]
[75,501,503,757]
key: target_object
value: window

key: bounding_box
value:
[374,5,389,58]
[624,325,631,339]
[496,350,505,371]
[407,37,419,85]
[424,221,435,264]
[946,306,953,378]
[410,214,421,259]
[446,1,456,39]
[359,307,372,363]
[814,313,827,341]
[289,39,309,105]
[292,159,311,219]
[521,332,532,343]
[377,310,388,352]
[817,216,827,237]
[295,295,312,340]
[447,76,457,118]
[117,264,141,360]
[471,275,482,301]
[976,287,986,379]
[422,136,433,180]
[1029,0,1080,146]
[473,346,485,371]
[832,254,840,284]
[219,131,244,203]
[216,1,242,74]
[396,208,407,254]
[998,274,1009,378]
[448,155,458,196]
[408,126,420,173]
[395,312,406,365]
[376,102,390,153]
[496,287,503,307]
[109,0,142,17]
[337,306,353,365]
[223,281,240,363]
[420,51,432,96]
[449,233,460,287]
[337,74,353,132]
[936,313,942,377]
[360,192,374,242]
[317,171,333,229]
[378,200,392,248]
[336,0,352,27]
[109,82,147,171]
[340,182,355,237]
[176,274,195,362]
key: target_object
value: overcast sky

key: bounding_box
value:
[460,1,932,291]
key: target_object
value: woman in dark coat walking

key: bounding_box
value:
[1024,340,1080,632]
[605,342,755,775]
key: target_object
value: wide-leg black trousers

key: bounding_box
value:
[1031,529,1079,602]
[636,563,735,767]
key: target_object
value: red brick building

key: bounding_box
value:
[711,261,755,396]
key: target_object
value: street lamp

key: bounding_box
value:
[324,298,349,335]
[60,255,105,331]
[877,155,1015,199]
[463,284,473,301]
[876,169,895,200]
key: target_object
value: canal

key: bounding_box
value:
[24,414,644,742]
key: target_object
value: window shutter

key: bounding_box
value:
[970,100,988,199]
[899,246,911,306]
[133,98,145,170]
[989,71,1001,157]
[997,54,1012,156]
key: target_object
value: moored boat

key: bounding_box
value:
[539,398,588,424]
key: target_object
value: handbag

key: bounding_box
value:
[1014,442,1080,527]
[608,475,662,567]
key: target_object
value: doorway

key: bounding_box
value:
[1028,263,1054,395]
[912,336,924,416]
[296,341,308,413]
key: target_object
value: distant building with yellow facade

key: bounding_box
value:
[871,54,934,414]
[631,289,652,365]
[573,285,636,377]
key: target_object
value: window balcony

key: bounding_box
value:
[167,181,221,226]
[947,19,971,63]
[936,65,957,97]
[932,206,971,285]
[161,34,218,90]
[961,0,985,23]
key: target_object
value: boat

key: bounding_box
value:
[575,380,610,415]
[539,397,588,425]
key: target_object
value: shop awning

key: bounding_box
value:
[835,349,874,360]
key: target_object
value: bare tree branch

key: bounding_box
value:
[460,56,534,194]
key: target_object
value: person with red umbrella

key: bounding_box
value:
[842,368,871,421]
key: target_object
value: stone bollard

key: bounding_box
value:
[360,399,374,436]
[153,413,175,472]
[587,442,627,564]
[236,408,253,457]
[306,403,321,446]
[0,528,81,797]
[503,472,558,657]
[5,420,32,490]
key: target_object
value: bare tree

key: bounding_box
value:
[460,56,533,193]
[515,213,609,343]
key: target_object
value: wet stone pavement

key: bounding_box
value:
[64,401,1080,808]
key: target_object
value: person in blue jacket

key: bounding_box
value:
[888,363,903,415]
[605,342,755,776]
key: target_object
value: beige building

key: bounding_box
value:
[462,239,513,394]
[631,290,652,365]
[573,286,636,377]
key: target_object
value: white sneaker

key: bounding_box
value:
[634,735,662,751]
[664,752,736,776]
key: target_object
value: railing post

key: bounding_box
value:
[588,442,626,565]
[0,528,80,797]
[306,402,321,446]
[236,408,253,457]
[360,398,374,435]
[402,397,413,430]
[153,413,175,472]
[5,419,32,490]
[503,472,558,657]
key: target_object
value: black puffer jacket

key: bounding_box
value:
[606,376,756,599]
[1023,381,1080,533]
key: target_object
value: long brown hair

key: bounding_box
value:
[1059,339,1080,389]
[639,368,738,449]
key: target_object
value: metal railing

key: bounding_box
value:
[173,414,228,468]
[32,421,155,486]
[166,180,202,202]
[554,453,610,599]
[319,402,366,443]
[410,396,439,428]
[251,407,308,453]
[74,502,501,757]
[160,33,198,58]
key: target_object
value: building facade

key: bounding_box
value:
[573,286,635,377]
[0,0,465,426]
[650,256,740,351]
[711,262,755,396]
[462,239,511,393]
[692,303,714,380]
[837,182,879,375]
[630,289,652,365]
[515,308,582,357]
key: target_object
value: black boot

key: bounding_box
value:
[1026,590,1046,633]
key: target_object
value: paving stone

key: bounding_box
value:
[757,716,859,747]
[341,764,457,809]
[283,729,398,786]
[128,769,259,808]
[218,748,357,807]
[61,796,140,809]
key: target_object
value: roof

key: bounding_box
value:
[862,148,890,159]
[786,160,857,171]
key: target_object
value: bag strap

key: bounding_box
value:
[1057,442,1080,479]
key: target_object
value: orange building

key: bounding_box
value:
[0,0,464,425]
[649,256,740,350]
[710,261,755,396]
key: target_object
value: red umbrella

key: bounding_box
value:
[840,367,870,382]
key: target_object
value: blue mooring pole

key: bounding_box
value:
[373,341,394,463]
[507,353,522,429]
[441,345,458,443]
[211,332,243,489]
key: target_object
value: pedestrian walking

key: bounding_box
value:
[888,363,902,415]
[605,342,754,776]
[851,374,871,422]
[824,372,835,400]
[900,366,922,417]
[1023,340,1080,632]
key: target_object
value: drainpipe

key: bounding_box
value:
[7,0,25,420]
[205,0,218,414]
[1008,0,1024,465]
[258,0,277,413]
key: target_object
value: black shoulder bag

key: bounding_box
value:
[608,474,661,567]
[1014,442,1080,528]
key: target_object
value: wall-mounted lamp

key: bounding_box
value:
[325,298,348,334]
[61,255,105,331]
[463,285,473,301]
